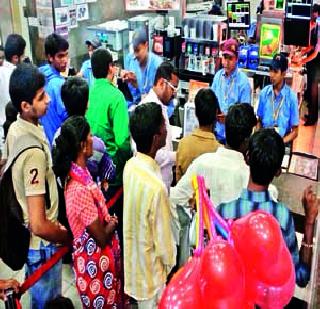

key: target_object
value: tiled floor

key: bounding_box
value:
[0,262,82,309]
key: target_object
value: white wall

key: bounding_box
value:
[18,0,32,61]
[0,0,13,45]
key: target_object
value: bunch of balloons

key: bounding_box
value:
[159,176,295,309]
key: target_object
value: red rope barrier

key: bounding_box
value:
[18,246,69,296]
[13,186,123,307]
[106,187,123,209]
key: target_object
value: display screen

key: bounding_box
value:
[283,18,310,47]
[227,2,250,29]
[286,0,312,19]
[259,23,281,60]
[291,5,311,18]
[125,0,181,11]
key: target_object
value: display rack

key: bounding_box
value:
[179,16,227,78]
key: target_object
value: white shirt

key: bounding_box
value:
[0,62,14,151]
[170,147,249,207]
[140,89,176,192]
[0,61,14,109]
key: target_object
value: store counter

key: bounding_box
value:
[272,173,317,216]
[240,67,270,77]
[272,151,319,217]
[240,67,300,100]
[240,67,293,78]
[272,171,320,307]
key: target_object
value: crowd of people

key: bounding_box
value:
[0,25,318,309]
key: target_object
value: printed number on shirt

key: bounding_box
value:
[30,168,39,185]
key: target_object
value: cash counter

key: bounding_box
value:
[272,157,320,308]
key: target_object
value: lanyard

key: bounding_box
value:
[221,73,236,105]
[269,90,285,126]
[140,56,150,95]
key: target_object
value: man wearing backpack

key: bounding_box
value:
[3,63,71,308]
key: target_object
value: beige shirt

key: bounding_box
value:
[123,153,177,300]
[176,128,220,181]
[4,116,58,249]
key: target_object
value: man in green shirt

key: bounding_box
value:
[86,49,132,247]
[86,48,131,186]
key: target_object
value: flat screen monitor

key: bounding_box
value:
[125,0,181,11]
[286,0,312,20]
[283,18,310,46]
[227,1,250,29]
[291,5,311,18]
[259,23,281,62]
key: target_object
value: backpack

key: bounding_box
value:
[0,135,44,270]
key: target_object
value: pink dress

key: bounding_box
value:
[65,162,121,308]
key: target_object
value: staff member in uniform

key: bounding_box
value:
[211,38,252,144]
[257,54,299,144]
[77,37,102,87]
[122,28,162,110]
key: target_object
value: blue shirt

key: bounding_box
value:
[124,52,162,107]
[211,67,251,142]
[257,83,299,137]
[217,189,310,288]
[247,22,257,40]
[39,64,68,146]
[80,59,94,88]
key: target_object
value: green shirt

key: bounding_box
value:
[86,78,131,185]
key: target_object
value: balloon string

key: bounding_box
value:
[197,175,231,241]
[192,176,203,256]
[193,175,232,256]
[199,176,216,239]
[209,197,231,242]
[191,176,198,251]
[197,176,204,254]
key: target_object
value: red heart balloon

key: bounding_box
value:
[231,211,295,308]
[159,256,202,309]
[247,246,295,308]
[258,241,293,286]
[200,239,246,308]
[231,211,282,271]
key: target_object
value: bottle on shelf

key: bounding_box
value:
[198,44,204,73]
[212,23,218,41]
[187,43,194,71]
[203,20,212,41]
[209,47,217,74]
[183,18,189,38]
[193,43,199,72]
[179,41,186,70]
[203,45,211,74]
